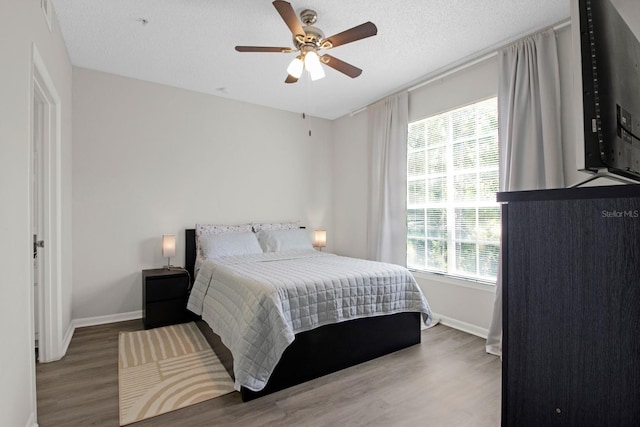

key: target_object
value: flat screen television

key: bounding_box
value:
[575,0,640,183]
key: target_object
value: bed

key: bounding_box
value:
[184,225,432,401]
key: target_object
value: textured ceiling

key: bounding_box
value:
[51,0,570,120]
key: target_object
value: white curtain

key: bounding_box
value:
[366,92,409,265]
[486,29,565,356]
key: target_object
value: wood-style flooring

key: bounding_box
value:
[36,320,501,426]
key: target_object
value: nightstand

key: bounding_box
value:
[142,268,192,329]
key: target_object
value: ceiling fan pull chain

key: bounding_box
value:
[302,112,311,136]
[306,77,312,137]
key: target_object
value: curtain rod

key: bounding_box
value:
[349,18,571,117]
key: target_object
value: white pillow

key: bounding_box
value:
[257,229,313,252]
[199,231,263,259]
[195,223,252,257]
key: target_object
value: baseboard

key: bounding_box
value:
[431,312,489,339]
[26,412,38,427]
[61,311,143,356]
[72,310,142,329]
[61,321,75,357]
[62,310,484,357]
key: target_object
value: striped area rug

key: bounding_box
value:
[118,322,235,426]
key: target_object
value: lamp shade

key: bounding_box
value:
[313,230,327,248]
[287,56,304,78]
[162,234,176,257]
[304,51,325,81]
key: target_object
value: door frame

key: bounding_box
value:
[31,44,63,363]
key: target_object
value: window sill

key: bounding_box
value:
[410,270,497,293]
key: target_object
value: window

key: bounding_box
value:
[407,97,500,283]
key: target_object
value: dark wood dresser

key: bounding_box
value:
[499,184,640,426]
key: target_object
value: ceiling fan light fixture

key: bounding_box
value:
[235,1,377,83]
[287,56,304,78]
[309,64,325,81]
[304,51,325,80]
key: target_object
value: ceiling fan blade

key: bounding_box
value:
[273,1,306,39]
[320,54,363,78]
[323,22,378,49]
[235,46,292,53]
[285,74,299,84]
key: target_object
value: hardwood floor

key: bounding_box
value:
[36,321,501,426]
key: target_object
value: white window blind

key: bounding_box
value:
[407,97,500,282]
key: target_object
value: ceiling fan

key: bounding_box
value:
[235,1,378,83]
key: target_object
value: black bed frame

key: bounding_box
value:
[185,228,421,401]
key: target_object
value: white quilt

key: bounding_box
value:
[187,250,432,392]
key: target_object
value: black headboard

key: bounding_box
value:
[185,228,196,281]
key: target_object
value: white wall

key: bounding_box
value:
[0,1,73,426]
[72,68,333,320]
[332,26,577,337]
[331,112,369,258]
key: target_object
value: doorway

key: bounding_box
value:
[33,83,45,358]
[31,45,63,363]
